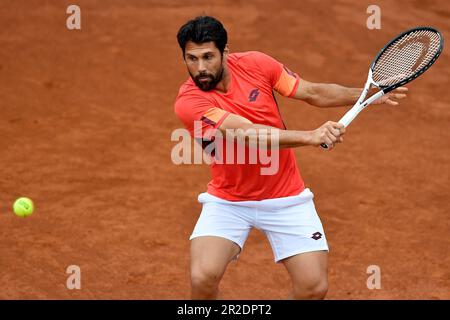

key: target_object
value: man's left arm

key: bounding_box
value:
[291,77,408,108]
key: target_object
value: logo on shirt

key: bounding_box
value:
[248,88,260,102]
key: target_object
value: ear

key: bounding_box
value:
[223,44,230,59]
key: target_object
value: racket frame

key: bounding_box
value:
[320,26,444,149]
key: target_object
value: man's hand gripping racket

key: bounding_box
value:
[321,26,444,149]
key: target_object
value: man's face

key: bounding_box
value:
[184,41,225,91]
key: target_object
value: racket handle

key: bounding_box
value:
[320,143,328,149]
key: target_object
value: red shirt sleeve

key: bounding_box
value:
[174,93,229,139]
[251,51,300,97]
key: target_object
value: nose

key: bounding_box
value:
[198,59,207,73]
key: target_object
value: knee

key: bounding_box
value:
[292,279,328,300]
[190,264,223,291]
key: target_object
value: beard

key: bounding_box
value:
[190,64,224,92]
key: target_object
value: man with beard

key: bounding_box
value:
[174,16,407,300]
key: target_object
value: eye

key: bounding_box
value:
[188,56,197,62]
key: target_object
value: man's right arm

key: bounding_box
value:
[218,113,345,150]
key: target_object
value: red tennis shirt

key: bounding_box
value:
[174,51,305,201]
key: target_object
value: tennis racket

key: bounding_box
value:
[321,26,444,149]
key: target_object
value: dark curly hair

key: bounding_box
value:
[177,16,228,56]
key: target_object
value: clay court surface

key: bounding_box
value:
[0,0,449,299]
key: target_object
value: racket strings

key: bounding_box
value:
[372,30,441,86]
[376,30,440,75]
[374,31,439,84]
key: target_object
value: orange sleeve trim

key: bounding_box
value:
[215,110,230,128]
[288,77,300,98]
[201,107,229,127]
[274,66,299,97]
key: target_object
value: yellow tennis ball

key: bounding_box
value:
[13,197,34,217]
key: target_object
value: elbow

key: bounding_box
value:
[234,125,273,149]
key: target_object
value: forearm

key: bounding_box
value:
[230,123,312,149]
[297,82,362,108]
[219,113,344,151]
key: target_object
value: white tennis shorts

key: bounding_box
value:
[190,188,329,262]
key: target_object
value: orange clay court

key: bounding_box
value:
[0,0,449,299]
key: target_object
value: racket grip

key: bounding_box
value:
[320,143,328,149]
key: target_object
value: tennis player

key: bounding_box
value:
[174,16,407,299]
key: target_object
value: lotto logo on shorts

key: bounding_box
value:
[311,232,322,240]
